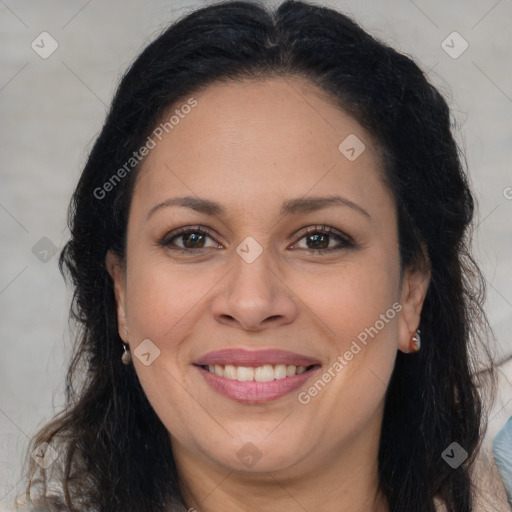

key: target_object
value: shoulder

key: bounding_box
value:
[15,496,86,512]
[470,448,511,512]
[431,448,510,512]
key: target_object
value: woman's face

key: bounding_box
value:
[108,76,428,480]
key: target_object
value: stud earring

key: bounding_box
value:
[121,342,132,365]
[409,329,421,353]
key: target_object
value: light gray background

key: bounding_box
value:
[1,0,511,508]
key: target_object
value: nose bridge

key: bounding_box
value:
[211,234,297,329]
[230,235,276,304]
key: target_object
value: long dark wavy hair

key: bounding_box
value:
[21,1,496,510]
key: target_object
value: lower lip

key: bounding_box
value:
[195,365,321,403]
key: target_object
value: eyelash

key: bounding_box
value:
[158,224,354,255]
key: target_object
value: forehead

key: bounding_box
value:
[131,75,391,221]
[151,74,375,157]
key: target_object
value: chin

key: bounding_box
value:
[203,435,311,474]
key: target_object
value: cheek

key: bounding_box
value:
[290,252,401,410]
[122,261,208,435]
[124,260,210,342]
[291,254,401,347]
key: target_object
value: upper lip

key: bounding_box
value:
[194,348,321,367]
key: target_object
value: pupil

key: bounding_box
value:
[308,234,328,249]
[185,233,204,248]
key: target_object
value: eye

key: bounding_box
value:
[159,224,354,255]
[290,225,354,254]
[159,225,222,252]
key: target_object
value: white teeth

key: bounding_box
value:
[236,366,254,381]
[254,364,275,382]
[286,365,296,377]
[205,363,312,381]
[274,364,287,380]
[223,364,237,380]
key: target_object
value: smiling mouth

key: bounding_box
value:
[199,363,319,382]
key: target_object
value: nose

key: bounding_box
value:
[211,243,299,332]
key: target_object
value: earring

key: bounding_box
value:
[409,329,421,353]
[121,342,132,365]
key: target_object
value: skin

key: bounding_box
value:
[107,75,430,512]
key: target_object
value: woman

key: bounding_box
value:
[18,0,507,510]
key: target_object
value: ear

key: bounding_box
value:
[105,250,129,343]
[397,264,431,353]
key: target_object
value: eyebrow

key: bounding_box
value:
[146,194,371,220]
